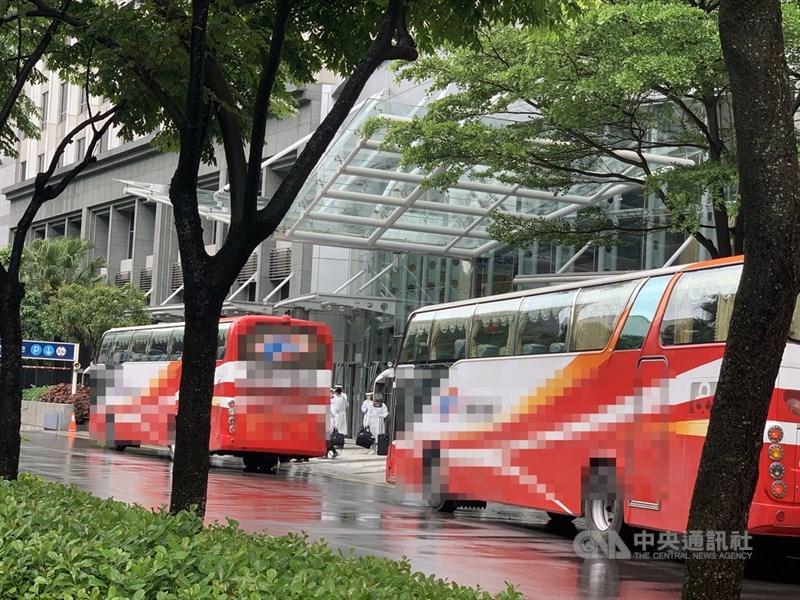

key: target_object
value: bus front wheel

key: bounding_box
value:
[583,498,624,536]
[106,441,126,452]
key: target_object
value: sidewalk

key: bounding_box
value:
[277,441,389,487]
[57,431,389,487]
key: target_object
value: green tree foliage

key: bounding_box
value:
[19,288,47,340]
[36,0,578,515]
[0,1,120,481]
[0,0,55,156]
[369,1,800,258]
[43,283,150,361]
[21,237,105,298]
[2,239,148,355]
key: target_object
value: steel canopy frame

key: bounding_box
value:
[122,99,698,260]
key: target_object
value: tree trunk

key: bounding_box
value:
[704,94,733,258]
[168,262,225,516]
[683,2,800,599]
[0,277,25,480]
[169,284,222,516]
[166,151,229,516]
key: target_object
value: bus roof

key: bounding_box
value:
[406,255,744,319]
[101,314,319,336]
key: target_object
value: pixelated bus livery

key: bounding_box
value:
[90,315,332,471]
[387,256,800,542]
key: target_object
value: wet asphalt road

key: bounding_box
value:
[18,431,800,599]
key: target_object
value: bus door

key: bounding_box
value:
[609,275,673,527]
[646,265,741,529]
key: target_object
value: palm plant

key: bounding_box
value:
[21,237,106,297]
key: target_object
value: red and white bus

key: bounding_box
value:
[386,256,800,540]
[89,314,332,472]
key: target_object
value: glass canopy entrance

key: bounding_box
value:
[124,98,698,260]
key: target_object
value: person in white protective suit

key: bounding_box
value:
[365,397,389,454]
[330,386,348,436]
[360,392,374,427]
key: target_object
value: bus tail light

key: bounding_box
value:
[227,400,236,433]
[768,425,784,443]
[771,480,788,499]
[768,444,784,461]
[769,462,785,480]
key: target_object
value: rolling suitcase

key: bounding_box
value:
[377,433,389,456]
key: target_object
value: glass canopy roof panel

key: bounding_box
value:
[348,149,404,173]
[394,207,483,232]
[279,97,667,257]
[379,229,455,247]
[496,194,575,217]
[300,217,379,238]
[312,196,384,220]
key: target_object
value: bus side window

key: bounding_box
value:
[97,333,116,364]
[147,329,170,361]
[515,290,575,355]
[572,280,638,352]
[128,330,151,362]
[168,327,184,360]
[430,306,473,361]
[110,331,133,364]
[469,299,519,359]
[615,276,671,351]
[217,323,231,360]
[660,265,741,346]
[398,313,435,364]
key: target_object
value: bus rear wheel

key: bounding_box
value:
[106,441,126,452]
[243,453,279,474]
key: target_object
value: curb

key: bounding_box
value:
[55,431,388,485]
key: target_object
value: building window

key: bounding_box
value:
[127,213,135,259]
[18,161,26,181]
[40,91,48,127]
[59,82,68,123]
[37,153,46,173]
[79,89,88,113]
[75,137,86,162]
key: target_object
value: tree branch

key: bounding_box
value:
[10,107,119,277]
[251,0,416,237]
[240,0,294,226]
[0,1,68,134]
[26,0,186,128]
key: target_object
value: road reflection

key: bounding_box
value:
[18,432,798,599]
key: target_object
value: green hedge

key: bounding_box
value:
[0,475,521,599]
[21,386,50,403]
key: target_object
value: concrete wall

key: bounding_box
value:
[20,400,74,431]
